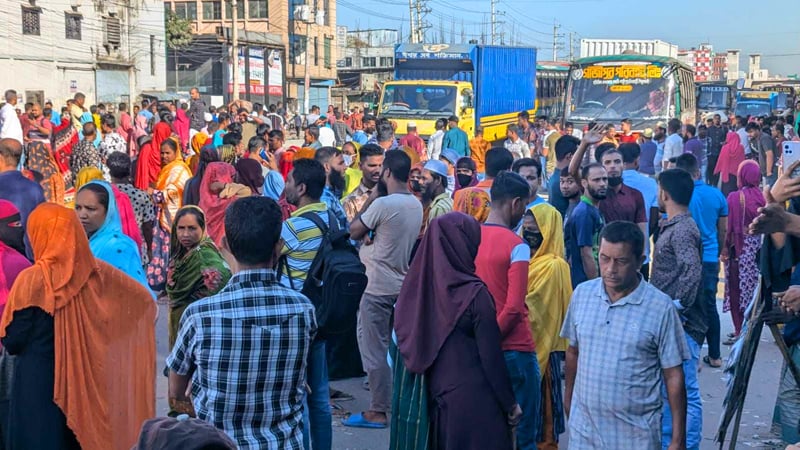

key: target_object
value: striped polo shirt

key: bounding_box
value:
[280,202,329,290]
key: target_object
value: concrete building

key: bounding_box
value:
[678,44,713,82]
[165,0,337,112]
[332,28,397,112]
[579,39,678,58]
[726,50,741,83]
[0,0,166,108]
[749,53,769,81]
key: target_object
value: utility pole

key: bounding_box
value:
[568,32,575,61]
[408,0,417,43]
[490,0,496,45]
[552,20,560,61]
[231,0,239,100]
[303,0,314,114]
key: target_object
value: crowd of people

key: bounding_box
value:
[2,82,800,450]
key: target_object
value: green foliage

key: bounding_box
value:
[165,11,193,50]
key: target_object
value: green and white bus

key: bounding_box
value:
[564,54,696,131]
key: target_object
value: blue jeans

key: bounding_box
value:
[303,339,332,450]
[661,334,702,450]
[700,261,721,360]
[504,350,540,450]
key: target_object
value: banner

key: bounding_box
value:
[267,49,283,96]
[227,48,266,95]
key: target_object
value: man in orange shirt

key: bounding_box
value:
[469,126,492,177]
[351,106,364,131]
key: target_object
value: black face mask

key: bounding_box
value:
[410,180,423,193]
[0,214,25,257]
[523,230,543,252]
[457,174,473,187]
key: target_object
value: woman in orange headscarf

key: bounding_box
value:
[146,137,192,290]
[0,203,155,450]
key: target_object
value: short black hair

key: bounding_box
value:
[657,168,694,207]
[511,157,542,178]
[256,123,270,137]
[600,221,644,261]
[376,123,395,143]
[268,129,284,141]
[102,113,116,129]
[674,153,699,175]
[555,135,580,162]
[107,152,132,179]
[383,149,411,182]
[248,136,266,153]
[745,122,760,132]
[227,122,242,135]
[222,131,242,147]
[217,112,230,123]
[667,118,682,134]
[618,143,641,164]
[291,158,326,200]
[82,122,96,137]
[490,170,530,204]
[307,125,320,139]
[314,146,342,165]
[685,124,696,137]
[581,162,604,180]
[518,110,530,120]
[0,139,23,166]
[225,197,283,265]
[363,114,376,123]
[485,147,514,177]
[594,142,618,163]
[359,143,383,160]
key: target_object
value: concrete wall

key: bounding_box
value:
[580,39,678,59]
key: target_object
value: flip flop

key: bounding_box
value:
[703,355,723,368]
[342,413,387,429]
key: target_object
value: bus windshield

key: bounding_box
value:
[565,76,670,130]
[698,87,730,110]
[379,84,457,118]
[735,102,772,117]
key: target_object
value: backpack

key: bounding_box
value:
[282,210,367,338]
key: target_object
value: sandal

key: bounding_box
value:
[723,335,739,346]
[703,355,723,368]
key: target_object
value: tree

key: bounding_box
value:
[165,11,193,90]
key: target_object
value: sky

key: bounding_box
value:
[336,0,800,76]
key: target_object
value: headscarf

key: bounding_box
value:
[0,200,26,257]
[25,141,65,204]
[166,206,231,310]
[726,160,765,258]
[198,162,237,247]
[0,201,30,317]
[183,147,220,207]
[151,121,173,160]
[524,203,571,373]
[0,203,156,450]
[191,133,208,155]
[174,108,190,151]
[263,170,286,201]
[78,112,101,147]
[75,166,104,190]
[714,131,746,183]
[218,144,237,165]
[155,139,192,230]
[135,137,161,191]
[453,186,491,223]
[236,158,265,194]
[453,156,478,194]
[80,181,151,293]
[395,212,490,373]
[52,116,78,175]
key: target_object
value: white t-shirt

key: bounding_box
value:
[318,126,336,147]
[663,133,684,162]
[737,127,751,155]
[0,104,23,145]
[358,192,423,297]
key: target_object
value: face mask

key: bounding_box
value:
[457,174,473,187]
[523,230,544,252]
[410,180,422,192]
[343,154,354,167]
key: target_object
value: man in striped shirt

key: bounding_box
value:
[281,157,333,450]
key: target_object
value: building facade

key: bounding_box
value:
[579,39,678,58]
[165,0,337,112]
[331,28,397,112]
[1,0,166,108]
[678,44,713,82]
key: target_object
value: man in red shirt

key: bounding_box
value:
[475,170,540,450]
[398,121,426,161]
[619,118,638,144]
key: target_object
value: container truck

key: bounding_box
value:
[376,44,537,142]
[735,91,779,118]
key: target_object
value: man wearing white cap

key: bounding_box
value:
[421,159,453,225]
[399,121,425,161]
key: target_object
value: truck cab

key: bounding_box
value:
[735,90,778,118]
[379,80,475,140]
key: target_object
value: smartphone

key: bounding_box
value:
[783,141,800,178]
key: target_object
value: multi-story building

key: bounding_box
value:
[0,0,166,108]
[164,0,337,112]
[331,28,397,112]
[579,39,678,58]
[678,44,713,82]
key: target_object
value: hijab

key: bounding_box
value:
[191,133,208,155]
[524,203,571,373]
[714,131,746,183]
[236,158,265,194]
[80,181,151,294]
[198,162,237,247]
[135,136,161,191]
[0,203,155,450]
[453,157,478,194]
[184,147,220,207]
[0,201,30,319]
[726,160,765,257]
[0,200,25,257]
[395,212,490,373]
[78,112,101,147]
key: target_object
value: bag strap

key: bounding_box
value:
[299,210,338,235]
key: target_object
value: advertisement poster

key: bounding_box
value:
[227,48,247,94]
[267,49,283,97]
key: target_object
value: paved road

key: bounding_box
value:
[154,294,789,449]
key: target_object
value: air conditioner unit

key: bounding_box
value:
[315,10,325,25]
[293,5,310,22]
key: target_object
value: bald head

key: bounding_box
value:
[0,138,23,170]
[4,90,17,105]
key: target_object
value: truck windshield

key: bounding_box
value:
[379,85,457,117]
[735,102,772,117]
[566,77,671,130]
[698,88,730,110]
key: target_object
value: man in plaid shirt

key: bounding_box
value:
[167,197,317,449]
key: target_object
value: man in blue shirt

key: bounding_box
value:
[564,163,607,288]
[512,157,545,208]
[620,143,659,280]
[675,154,728,368]
[548,135,580,218]
[442,115,469,157]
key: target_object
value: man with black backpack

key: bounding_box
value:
[281,158,367,449]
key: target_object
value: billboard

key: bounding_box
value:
[267,49,283,97]
[228,48,266,95]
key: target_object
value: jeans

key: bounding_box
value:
[303,339,332,450]
[503,350,540,450]
[661,334,702,450]
[700,261,721,360]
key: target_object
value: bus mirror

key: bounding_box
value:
[461,89,474,108]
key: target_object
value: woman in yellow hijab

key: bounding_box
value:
[521,202,571,449]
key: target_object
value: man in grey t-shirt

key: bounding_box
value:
[346,148,423,428]
[746,122,777,186]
